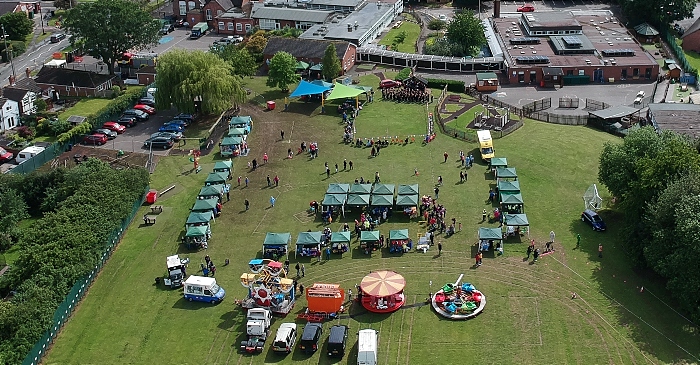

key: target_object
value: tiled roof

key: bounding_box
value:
[35,67,116,88]
[263,36,350,60]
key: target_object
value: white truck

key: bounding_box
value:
[240,308,272,353]
[357,329,378,365]
[163,255,188,288]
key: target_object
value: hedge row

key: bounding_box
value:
[426,78,465,93]
[0,41,27,62]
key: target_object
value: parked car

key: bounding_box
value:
[133,104,156,115]
[103,121,126,133]
[138,97,156,107]
[174,113,195,125]
[116,117,137,128]
[151,131,182,141]
[438,14,447,21]
[0,146,13,162]
[161,23,174,35]
[517,3,535,12]
[379,79,401,89]
[327,325,348,358]
[299,323,323,354]
[272,323,297,354]
[174,18,186,27]
[122,109,149,121]
[83,133,108,145]
[581,209,606,231]
[159,124,185,133]
[165,119,188,128]
[94,128,117,139]
[50,33,66,43]
[144,136,174,149]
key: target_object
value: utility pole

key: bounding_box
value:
[1,24,16,81]
[39,4,45,34]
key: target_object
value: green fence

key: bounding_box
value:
[22,187,148,365]
[664,30,698,79]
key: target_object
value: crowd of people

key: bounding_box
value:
[381,86,431,103]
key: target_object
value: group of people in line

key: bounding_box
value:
[381,86,432,103]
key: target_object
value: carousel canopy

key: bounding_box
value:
[370,194,393,206]
[397,184,419,195]
[330,231,351,243]
[372,183,395,195]
[228,127,247,136]
[500,192,524,205]
[360,270,406,297]
[198,184,223,197]
[478,227,503,240]
[290,80,331,97]
[213,160,232,171]
[490,157,507,168]
[322,193,346,206]
[395,194,418,206]
[296,231,323,245]
[326,82,365,100]
[504,213,529,226]
[349,183,372,194]
[191,198,218,211]
[185,225,208,237]
[326,183,350,194]
[229,115,252,126]
[347,193,370,206]
[221,136,243,146]
[495,167,517,179]
[264,232,291,246]
[389,229,409,240]
[205,172,228,185]
[497,180,520,193]
[360,230,380,242]
[186,211,213,225]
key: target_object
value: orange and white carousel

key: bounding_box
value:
[359,270,406,313]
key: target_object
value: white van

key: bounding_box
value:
[357,329,378,365]
[15,146,45,164]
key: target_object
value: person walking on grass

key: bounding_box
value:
[349,160,354,170]
[270,196,276,207]
[443,151,449,163]
[301,264,305,277]
[263,153,268,164]
[549,230,556,244]
[245,176,249,187]
[244,199,249,211]
[526,244,533,260]
[335,163,338,173]
[576,233,581,248]
[274,175,279,187]
[267,175,271,187]
[598,244,603,258]
[295,262,300,277]
[280,130,285,140]
[434,186,440,199]
[344,159,347,170]
[438,242,443,256]
[533,248,540,262]
[482,209,487,222]
[238,176,241,186]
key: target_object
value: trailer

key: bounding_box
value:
[190,22,208,39]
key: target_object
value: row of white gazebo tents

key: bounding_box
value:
[320,183,420,217]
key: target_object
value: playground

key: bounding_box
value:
[42,74,700,365]
[438,93,522,134]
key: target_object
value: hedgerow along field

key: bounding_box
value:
[43,75,700,365]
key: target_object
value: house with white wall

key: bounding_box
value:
[2,87,36,115]
[0,97,20,132]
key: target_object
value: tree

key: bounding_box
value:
[394,30,407,44]
[62,0,160,75]
[0,12,33,41]
[211,45,258,77]
[155,49,246,115]
[245,31,268,55]
[620,0,695,28]
[428,19,446,30]
[266,51,298,91]
[321,44,341,81]
[446,11,486,57]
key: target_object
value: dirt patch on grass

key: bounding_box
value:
[46,145,155,171]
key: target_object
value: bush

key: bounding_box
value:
[0,40,27,62]
[35,98,48,112]
[426,78,465,93]
[15,125,35,139]
[396,67,411,81]
[428,19,446,30]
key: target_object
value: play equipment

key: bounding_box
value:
[474,104,509,130]
[359,270,405,313]
[431,274,486,320]
[163,255,189,288]
[239,259,295,315]
[583,184,603,211]
[240,308,272,353]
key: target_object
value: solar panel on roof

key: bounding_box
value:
[562,36,582,47]
[601,49,635,56]
[515,56,550,64]
[509,37,540,45]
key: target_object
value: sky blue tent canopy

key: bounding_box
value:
[326,183,350,194]
[497,180,520,193]
[290,80,332,97]
[349,183,372,194]
[372,183,395,195]
[479,227,503,240]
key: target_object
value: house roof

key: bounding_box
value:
[263,36,350,60]
[136,65,156,75]
[35,67,116,88]
[0,97,9,107]
[682,17,700,39]
[2,87,30,102]
[0,2,17,16]
[12,77,42,93]
[213,0,235,11]
[634,22,659,36]
[251,4,333,23]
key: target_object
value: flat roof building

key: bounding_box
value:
[300,1,395,46]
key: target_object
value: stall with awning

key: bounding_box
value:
[490,157,507,169]
[497,180,520,193]
[186,211,214,228]
[389,229,410,253]
[213,160,233,175]
[262,232,290,259]
[326,183,350,194]
[191,197,218,214]
[330,231,351,254]
[395,194,418,207]
[478,227,503,252]
[322,194,346,217]
[183,225,210,250]
[295,231,323,258]
[350,183,372,194]
[360,230,381,252]
[347,193,370,206]
[503,213,530,239]
[220,136,243,157]
[198,184,223,200]
[372,183,395,195]
[228,127,248,137]
[295,60,310,70]
[397,184,419,195]
[229,115,252,133]
[370,194,393,206]
[205,171,228,186]
[500,192,524,213]
[495,167,517,180]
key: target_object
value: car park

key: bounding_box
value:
[94,128,117,139]
[581,209,606,231]
[133,104,156,115]
[83,133,108,145]
[165,119,188,128]
[272,323,297,354]
[116,117,137,128]
[517,3,535,12]
[0,146,13,162]
[327,325,348,357]
[174,113,195,125]
[144,136,174,149]
[161,23,174,34]
[299,323,323,354]
[151,131,182,141]
[122,109,149,121]
[379,79,401,89]
[103,121,126,133]
[159,124,185,133]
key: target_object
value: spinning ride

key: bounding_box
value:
[359,270,405,313]
[431,274,486,320]
[240,259,295,315]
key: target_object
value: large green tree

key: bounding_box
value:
[321,44,341,81]
[155,49,246,114]
[446,11,486,57]
[211,45,258,77]
[266,51,298,91]
[62,0,160,75]
[0,12,33,41]
[620,0,695,28]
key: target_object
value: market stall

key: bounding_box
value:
[496,180,521,194]
[229,115,252,133]
[389,229,410,253]
[347,193,370,207]
[495,167,517,181]
[296,231,323,258]
[478,227,504,253]
[359,230,381,253]
[183,225,210,250]
[326,183,350,195]
[372,183,395,195]
[198,184,224,201]
[490,157,507,171]
[397,184,419,196]
[220,136,243,157]
[503,213,529,239]
[205,171,228,186]
[330,231,350,254]
[360,270,406,313]
[262,232,290,260]
[213,160,233,176]
[349,183,372,195]
[321,193,346,218]
[370,194,393,207]
[186,211,214,229]
[395,194,418,218]
[191,197,219,215]
[500,192,524,214]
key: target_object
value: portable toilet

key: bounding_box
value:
[357,329,378,365]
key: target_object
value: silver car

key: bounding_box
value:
[94,128,117,139]
[150,131,182,141]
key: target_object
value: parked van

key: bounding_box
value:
[15,146,45,164]
[272,323,297,353]
[357,329,378,365]
[327,325,348,357]
[183,275,225,304]
[477,130,494,162]
[190,22,208,39]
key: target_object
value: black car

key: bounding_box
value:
[299,323,323,354]
[581,209,606,231]
[327,325,348,357]
[174,113,195,125]
[116,117,137,127]
[144,136,174,149]
[50,33,66,43]
[94,128,117,139]
[122,109,149,121]
[161,23,174,34]
[138,98,156,107]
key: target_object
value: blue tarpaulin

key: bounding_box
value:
[290,80,332,97]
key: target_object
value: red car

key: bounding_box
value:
[83,133,108,145]
[379,79,401,89]
[133,104,156,115]
[517,3,535,12]
[0,146,12,162]
[103,121,126,134]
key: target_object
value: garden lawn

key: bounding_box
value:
[378,21,420,54]
[58,98,112,121]
[684,49,700,73]
[43,77,700,365]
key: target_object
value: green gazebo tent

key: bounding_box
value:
[322,194,346,216]
[478,227,504,252]
[185,225,208,238]
[228,127,247,136]
[360,230,381,251]
[326,183,350,194]
[500,192,524,205]
[504,213,530,238]
[295,231,323,258]
[263,232,290,259]
[205,172,228,186]
[198,184,223,200]
[495,167,517,180]
[389,229,409,240]
[372,183,395,195]
[395,194,418,206]
[296,60,310,70]
[349,183,372,194]
[229,115,252,127]
[397,184,419,195]
[213,160,233,175]
[220,136,243,157]
[347,193,370,206]
[330,231,351,243]
[490,157,507,168]
[184,225,209,250]
[186,211,214,227]
[497,180,520,193]
[370,194,393,206]
[191,198,218,213]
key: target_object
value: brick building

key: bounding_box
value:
[263,37,356,74]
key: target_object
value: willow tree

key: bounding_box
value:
[155,49,246,115]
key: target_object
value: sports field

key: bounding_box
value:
[43,75,700,365]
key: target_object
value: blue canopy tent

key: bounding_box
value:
[289,80,333,112]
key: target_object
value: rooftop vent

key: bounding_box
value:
[347,23,353,32]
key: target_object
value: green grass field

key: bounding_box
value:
[42,77,700,365]
[378,21,420,54]
[58,98,112,121]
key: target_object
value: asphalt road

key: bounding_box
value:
[89,109,182,156]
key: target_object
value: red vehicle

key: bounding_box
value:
[83,133,108,145]
[103,121,126,134]
[0,146,13,162]
[133,104,156,115]
[517,3,535,12]
[379,79,401,89]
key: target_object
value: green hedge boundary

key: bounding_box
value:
[426,78,465,93]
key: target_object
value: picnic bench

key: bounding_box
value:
[143,215,157,225]
[151,205,163,213]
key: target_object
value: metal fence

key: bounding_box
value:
[526,112,588,125]
[584,99,610,111]
[522,98,551,113]
[664,30,699,85]
[559,98,579,108]
[22,188,148,365]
